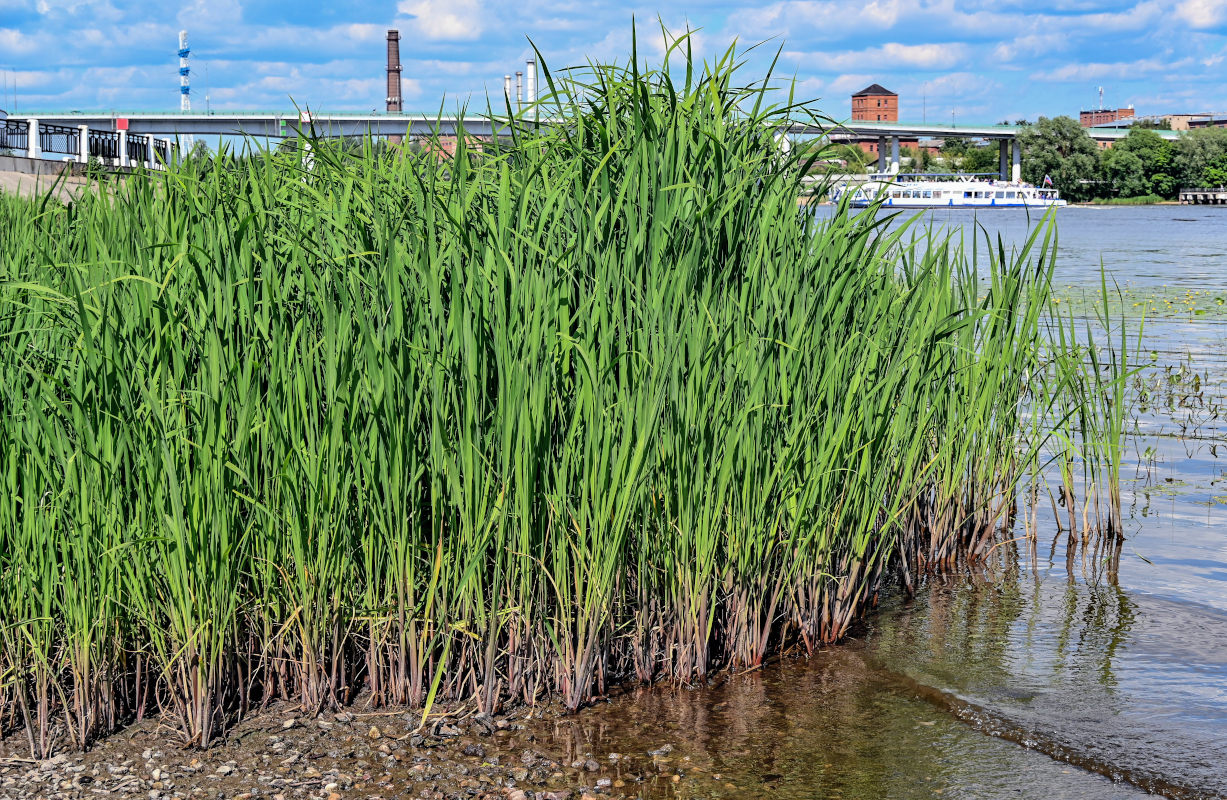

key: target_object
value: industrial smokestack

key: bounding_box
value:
[386,30,403,145]
[515,71,523,112]
[386,30,403,113]
[504,74,512,107]
[526,59,536,120]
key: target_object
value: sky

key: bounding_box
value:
[1,0,1226,124]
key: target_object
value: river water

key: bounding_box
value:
[522,206,1227,799]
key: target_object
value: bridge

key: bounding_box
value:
[2,110,1181,181]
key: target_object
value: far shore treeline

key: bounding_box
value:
[813,118,1227,203]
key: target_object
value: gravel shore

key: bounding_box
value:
[0,698,704,800]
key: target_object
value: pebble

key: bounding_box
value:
[0,705,654,800]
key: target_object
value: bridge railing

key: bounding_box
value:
[88,129,120,161]
[7,118,177,169]
[152,138,171,164]
[39,123,80,158]
[2,119,30,153]
[126,133,149,165]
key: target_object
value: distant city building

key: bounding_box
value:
[1187,114,1227,130]
[1161,114,1202,131]
[1088,112,1227,137]
[852,84,909,158]
[1080,106,1134,127]
[852,84,898,123]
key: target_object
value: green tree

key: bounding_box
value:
[901,145,936,173]
[965,145,1000,174]
[940,139,998,174]
[1175,127,1227,188]
[1018,116,1101,202]
[1112,128,1175,196]
[1206,155,1227,187]
[1102,148,1148,197]
[1150,172,1177,197]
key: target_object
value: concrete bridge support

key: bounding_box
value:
[999,140,1009,182]
[1012,140,1021,183]
[877,137,886,173]
[78,125,89,164]
[25,119,40,160]
[890,136,900,175]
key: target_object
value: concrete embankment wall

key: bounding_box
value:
[0,154,89,177]
[0,155,91,201]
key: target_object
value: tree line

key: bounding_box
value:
[1017,116,1227,202]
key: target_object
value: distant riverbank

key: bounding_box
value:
[1078,195,1179,206]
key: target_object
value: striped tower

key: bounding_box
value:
[179,30,192,150]
[178,31,191,111]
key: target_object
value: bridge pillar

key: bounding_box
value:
[26,119,40,160]
[146,135,155,169]
[889,136,899,175]
[877,137,886,173]
[1011,139,1021,183]
[78,125,89,164]
[118,130,128,168]
[999,140,1009,181]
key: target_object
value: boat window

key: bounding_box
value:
[974,191,983,198]
[933,191,942,198]
[964,191,972,198]
[1006,191,1016,198]
[923,191,931,198]
[995,191,1005,198]
[892,191,901,198]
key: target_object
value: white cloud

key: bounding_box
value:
[825,73,876,95]
[788,42,968,71]
[1176,0,1227,28]
[993,32,1068,62]
[0,28,40,55]
[1031,56,1189,82]
[398,0,485,41]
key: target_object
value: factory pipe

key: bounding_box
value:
[386,29,403,144]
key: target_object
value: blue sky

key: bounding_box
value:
[1,1,1225,124]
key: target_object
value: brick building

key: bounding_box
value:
[848,84,933,160]
[852,83,898,122]
[852,84,900,157]
[1080,107,1134,127]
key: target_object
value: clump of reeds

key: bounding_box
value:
[0,36,1122,755]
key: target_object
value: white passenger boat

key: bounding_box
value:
[831,173,1067,208]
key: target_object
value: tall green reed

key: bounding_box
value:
[0,34,1122,754]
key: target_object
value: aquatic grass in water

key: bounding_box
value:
[0,37,1122,753]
